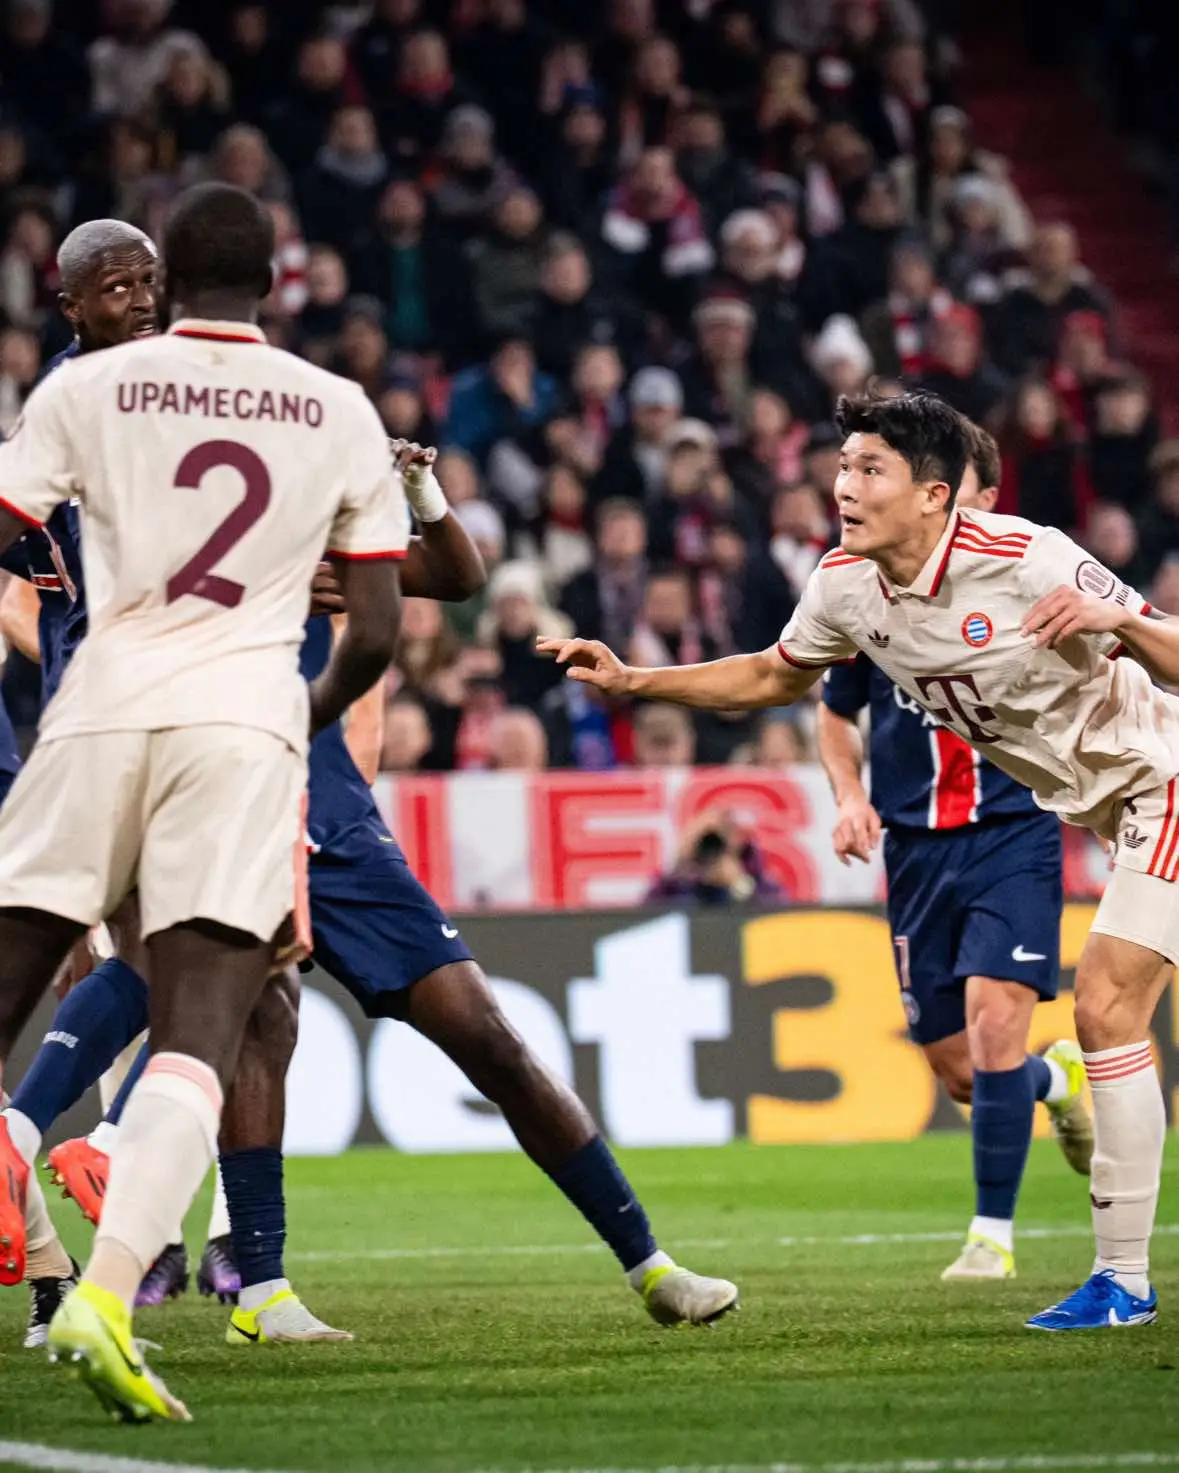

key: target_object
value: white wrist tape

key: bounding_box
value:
[405,468,449,523]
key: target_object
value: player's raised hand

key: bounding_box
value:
[832,792,882,866]
[536,636,634,696]
[310,561,346,616]
[1021,585,1125,649]
[391,439,437,476]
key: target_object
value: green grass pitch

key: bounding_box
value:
[0,1136,1177,1472]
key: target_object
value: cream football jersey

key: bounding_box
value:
[778,507,1179,843]
[0,320,408,755]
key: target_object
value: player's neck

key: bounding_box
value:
[170,292,258,326]
[873,511,953,590]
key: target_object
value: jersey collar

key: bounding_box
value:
[877,511,960,603]
[168,318,266,345]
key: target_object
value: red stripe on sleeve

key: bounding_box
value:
[325,547,408,561]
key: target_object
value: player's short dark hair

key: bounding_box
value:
[964,420,1001,491]
[163,183,274,299]
[835,390,970,502]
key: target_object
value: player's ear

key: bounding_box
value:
[58,291,81,331]
[927,479,954,513]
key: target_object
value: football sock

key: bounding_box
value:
[2,1106,40,1167]
[25,1171,72,1280]
[972,1062,1036,1226]
[88,1053,222,1311]
[105,1038,150,1126]
[221,1146,286,1291]
[207,1164,231,1241]
[8,958,148,1134]
[548,1135,657,1273]
[1084,1042,1162,1299]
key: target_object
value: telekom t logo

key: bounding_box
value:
[914,673,999,743]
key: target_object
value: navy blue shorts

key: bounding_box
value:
[884,811,1063,1046]
[305,849,474,1019]
[0,769,14,811]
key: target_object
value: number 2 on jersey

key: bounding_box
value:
[166,439,271,608]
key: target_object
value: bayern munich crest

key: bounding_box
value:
[961,612,993,648]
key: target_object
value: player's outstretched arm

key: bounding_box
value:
[308,558,403,736]
[394,441,486,602]
[536,637,822,709]
[1022,586,1179,686]
[816,704,882,865]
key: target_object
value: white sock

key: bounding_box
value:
[25,1172,72,1278]
[626,1249,674,1292]
[1042,1055,1070,1105]
[1084,1042,1163,1300]
[969,1214,1014,1253]
[207,1164,231,1241]
[239,1276,289,1313]
[87,1120,120,1156]
[92,1052,222,1289]
[3,1108,41,1167]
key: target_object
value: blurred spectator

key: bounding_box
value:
[822,171,905,316]
[448,495,504,642]
[431,105,517,237]
[0,203,59,329]
[618,34,689,158]
[525,463,595,592]
[0,326,40,435]
[382,30,467,162]
[596,0,658,107]
[897,106,1031,252]
[755,48,819,173]
[680,290,759,446]
[446,336,559,467]
[1,0,89,143]
[88,0,199,119]
[698,518,796,653]
[855,40,942,166]
[381,693,434,773]
[592,367,682,507]
[560,498,648,647]
[1050,310,1113,432]
[861,235,953,378]
[467,186,548,343]
[1137,443,1179,579]
[998,378,1091,529]
[1083,502,1151,591]
[939,175,1028,307]
[71,118,157,227]
[376,362,436,445]
[352,0,424,104]
[802,421,844,499]
[220,4,286,126]
[810,314,873,404]
[540,100,615,238]
[727,388,811,508]
[262,202,308,319]
[1087,371,1159,513]
[769,481,831,599]
[1149,555,1179,618]
[331,297,390,400]
[349,178,473,369]
[632,702,696,768]
[991,222,1110,377]
[601,146,714,326]
[736,712,809,767]
[152,36,229,168]
[396,596,463,698]
[478,560,571,707]
[264,32,356,175]
[673,100,760,236]
[487,707,550,771]
[531,234,641,381]
[205,123,290,203]
[915,306,1008,427]
[297,105,389,257]
[629,565,719,667]
[645,808,785,905]
[298,245,350,361]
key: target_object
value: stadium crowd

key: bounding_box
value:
[0,0,1174,773]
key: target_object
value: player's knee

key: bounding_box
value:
[248,969,300,1070]
[1072,977,1120,1051]
[467,1006,532,1095]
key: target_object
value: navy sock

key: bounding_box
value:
[10,958,149,1135]
[548,1136,657,1272]
[972,1062,1037,1221]
[221,1147,286,1288]
[1026,1053,1052,1102]
[105,1038,150,1126]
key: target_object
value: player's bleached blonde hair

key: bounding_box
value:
[57,220,155,296]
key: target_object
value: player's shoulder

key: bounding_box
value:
[951,507,1040,563]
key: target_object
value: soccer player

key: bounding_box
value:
[817,422,1092,1281]
[0,217,235,1333]
[30,437,740,1348]
[541,389,1178,1332]
[0,181,407,1420]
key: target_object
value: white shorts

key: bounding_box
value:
[1091,864,1179,965]
[0,725,306,944]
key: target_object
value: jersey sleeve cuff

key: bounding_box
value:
[777,641,855,669]
[325,547,408,561]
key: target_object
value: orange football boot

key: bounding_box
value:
[47,1136,108,1227]
[0,1115,29,1285]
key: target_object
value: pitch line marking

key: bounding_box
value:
[0,1442,290,1473]
[289,1222,1179,1263]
